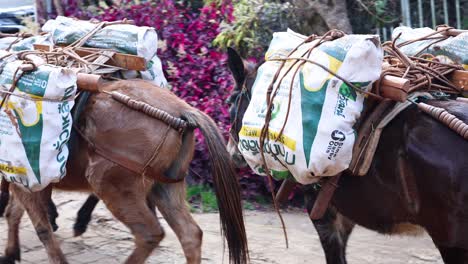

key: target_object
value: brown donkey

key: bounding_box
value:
[0,79,249,264]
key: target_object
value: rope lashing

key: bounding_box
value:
[418,102,468,139]
[108,91,189,133]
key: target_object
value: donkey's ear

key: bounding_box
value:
[227,47,245,89]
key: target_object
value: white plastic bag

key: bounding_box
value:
[42,16,158,60]
[393,26,468,69]
[121,55,168,88]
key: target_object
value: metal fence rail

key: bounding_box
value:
[378,0,466,41]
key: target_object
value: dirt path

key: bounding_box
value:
[0,192,443,263]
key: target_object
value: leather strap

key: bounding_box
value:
[397,149,420,214]
[350,99,394,175]
[275,179,296,205]
[73,125,183,184]
[310,175,341,220]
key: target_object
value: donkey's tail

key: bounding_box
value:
[0,177,10,217]
[182,110,249,264]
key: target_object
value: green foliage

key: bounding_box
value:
[186,184,272,212]
[186,185,218,212]
[374,0,387,16]
[346,0,400,33]
[214,0,299,58]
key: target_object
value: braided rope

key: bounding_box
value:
[418,102,468,139]
[108,91,188,132]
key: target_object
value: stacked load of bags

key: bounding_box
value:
[393,26,468,69]
[238,29,383,185]
[0,17,168,191]
[1,16,168,87]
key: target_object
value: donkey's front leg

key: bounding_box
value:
[0,193,24,264]
[10,184,68,264]
[304,186,355,264]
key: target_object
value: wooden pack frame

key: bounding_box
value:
[33,44,147,71]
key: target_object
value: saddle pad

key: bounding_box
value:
[350,92,432,176]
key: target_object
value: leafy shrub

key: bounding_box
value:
[214,0,299,58]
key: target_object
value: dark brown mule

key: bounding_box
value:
[0,79,248,264]
[226,48,468,264]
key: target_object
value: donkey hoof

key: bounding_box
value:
[4,247,20,263]
[0,256,16,264]
[73,223,88,237]
[51,222,59,232]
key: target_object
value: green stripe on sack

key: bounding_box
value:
[13,110,43,184]
[258,166,291,181]
[300,72,328,167]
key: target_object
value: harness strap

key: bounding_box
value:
[310,175,341,220]
[350,99,395,175]
[275,178,297,205]
[397,149,420,214]
[73,124,183,184]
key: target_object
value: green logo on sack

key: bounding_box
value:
[335,82,370,118]
[338,83,357,101]
[256,100,281,120]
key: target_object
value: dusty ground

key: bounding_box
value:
[0,192,443,264]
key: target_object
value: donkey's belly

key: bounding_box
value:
[53,171,91,192]
[332,172,415,235]
[53,146,92,192]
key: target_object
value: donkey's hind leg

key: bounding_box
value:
[10,184,68,264]
[0,194,24,264]
[91,167,165,264]
[99,190,165,264]
[73,193,156,237]
[48,197,59,232]
[152,181,203,264]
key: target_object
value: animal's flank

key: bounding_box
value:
[182,110,249,264]
[163,127,195,182]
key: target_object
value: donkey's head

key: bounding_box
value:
[226,48,258,168]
